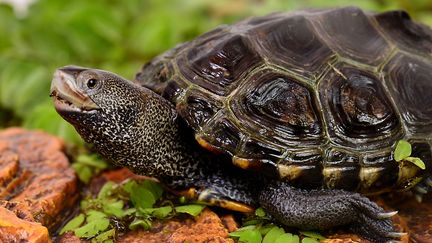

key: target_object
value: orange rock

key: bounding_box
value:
[0,128,78,237]
[118,209,234,243]
[0,206,51,243]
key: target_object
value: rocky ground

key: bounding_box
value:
[0,128,431,242]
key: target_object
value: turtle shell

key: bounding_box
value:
[135,7,432,192]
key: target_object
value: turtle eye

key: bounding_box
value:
[87,78,98,89]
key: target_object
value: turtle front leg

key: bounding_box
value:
[259,182,403,242]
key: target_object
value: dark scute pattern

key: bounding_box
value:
[250,14,332,76]
[324,149,360,190]
[312,6,389,64]
[161,78,188,104]
[231,70,323,145]
[375,10,432,56]
[320,66,401,148]
[201,116,242,153]
[384,54,432,134]
[177,91,222,129]
[180,34,262,96]
[239,138,284,161]
[280,150,323,188]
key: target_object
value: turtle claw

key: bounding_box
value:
[386,232,407,239]
[378,211,398,219]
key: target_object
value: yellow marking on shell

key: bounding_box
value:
[232,156,253,170]
[277,164,303,180]
[359,167,384,188]
[323,167,343,188]
[198,189,254,213]
[176,187,198,200]
[195,134,222,154]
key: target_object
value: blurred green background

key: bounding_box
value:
[1,0,432,145]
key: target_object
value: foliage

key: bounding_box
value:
[229,207,325,243]
[59,179,206,240]
[72,153,109,183]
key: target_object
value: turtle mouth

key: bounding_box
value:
[50,66,100,114]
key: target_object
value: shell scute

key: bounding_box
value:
[311,6,390,65]
[199,115,243,154]
[319,64,402,149]
[375,10,432,56]
[178,34,262,96]
[177,89,223,129]
[384,53,432,134]
[249,14,332,78]
[230,69,324,146]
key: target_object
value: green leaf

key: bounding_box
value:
[126,180,163,209]
[243,219,263,226]
[263,226,285,243]
[129,218,152,231]
[131,187,156,209]
[59,214,85,235]
[299,231,326,240]
[77,154,108,169]
[229,228,262,243]
[301,238,320,243]
[255,207,266,218]
[86,210,107,222]
[275,233,299,243]
[141,180,164,200]
[124,208,137,216]
[175,204,206,217]
[74,217,110,238]
[258,224,275,235]
[92,229,116,243]
[405,157,426,170]
[98,181,117,199]
[152,206,173,219]
[394,140,412,161]
[122,180,137,194]
[103,200,125,218]
[72,163,93,184]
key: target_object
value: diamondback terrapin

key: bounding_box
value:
[50,7,432,242]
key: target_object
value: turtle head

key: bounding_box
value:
[50,65,183,175]
[50,65,147,146]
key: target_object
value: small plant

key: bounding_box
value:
[72,154,109,184]
[394,140,426,170]
[59,179,205,241]
[229,207,325,243]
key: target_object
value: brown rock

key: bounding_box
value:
[119,209,233,243]
[0,128,78,240]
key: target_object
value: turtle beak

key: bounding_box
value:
[50,65,100,112]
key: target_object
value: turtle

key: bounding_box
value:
[50,6,432,242]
